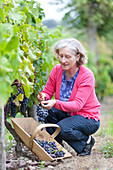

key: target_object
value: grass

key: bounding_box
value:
[106,119,113,137]
[99,110,113,158]
[101,141,113,158]
[99,115,113,138]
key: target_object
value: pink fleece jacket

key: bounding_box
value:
[42,64,100,121]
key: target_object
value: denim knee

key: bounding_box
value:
[57,121,76,140]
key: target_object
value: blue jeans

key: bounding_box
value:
[46,107,100,153]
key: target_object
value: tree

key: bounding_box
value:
[51,0,113,63]
[43,19,58,28]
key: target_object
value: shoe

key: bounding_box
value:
[77,136,95,156]
[85,136,95,150]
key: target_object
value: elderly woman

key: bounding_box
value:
[37,38,100,156]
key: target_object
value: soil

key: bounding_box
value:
[6,97,113,170]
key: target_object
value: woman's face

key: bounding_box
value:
[58,46,79,71]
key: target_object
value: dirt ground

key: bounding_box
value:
[6,97,113,170]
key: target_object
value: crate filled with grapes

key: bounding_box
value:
[11,117,72,161]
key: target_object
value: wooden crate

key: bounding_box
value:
[11,118,72,161]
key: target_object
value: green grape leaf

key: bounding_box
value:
[23,84,30,98]
[28,49,36,60]
[24,65,34,76]
[17,93,24,102]
[28,30,37,43]
[0,57,13,72]
[18,47,24,57]
[8,8,26,24]
[0,8,5,22]
[5,36,19,53]
[12,85,18,95]
[13,98,19,106]
[21,44,28,53]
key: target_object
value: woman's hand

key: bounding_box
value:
[41,100,56,110]
[37,93,46,103]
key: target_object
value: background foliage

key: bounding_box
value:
[50,0,113,100]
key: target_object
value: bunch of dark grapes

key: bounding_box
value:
[5,81,29,118]
[20,95,29,114]
[29,134,65,158]
[11,102,16,117]
[37,140,65,158]
[9,83,24,117]
[37,104,48,123]
[5,93,17,118]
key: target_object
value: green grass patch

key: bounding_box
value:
[106,120,113,137]
[99,112,113,138]
[99,111,113,158]
[101,141,113,158]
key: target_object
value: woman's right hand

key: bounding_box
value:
[37,93,46,103]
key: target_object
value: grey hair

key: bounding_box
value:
[51,38,88,66]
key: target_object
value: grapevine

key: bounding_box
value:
[1,0,65,155]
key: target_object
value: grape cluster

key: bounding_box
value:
[29,134,65,158]
[11,102,16,117]
[38,140,65,158]
[5,93,17,118]
[5,81,29,118]
[37,104,48,123]
[20,95,29,114]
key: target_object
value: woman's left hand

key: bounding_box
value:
[41,100,56,110]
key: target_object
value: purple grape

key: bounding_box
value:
[20,95,29,114]
[11,102,16,117]
[29,133,65,158]
[37,104,49,123]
